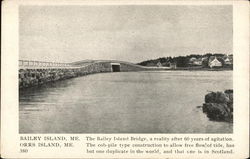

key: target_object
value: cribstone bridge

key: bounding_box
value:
[19,60,169,88]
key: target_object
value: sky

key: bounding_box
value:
[19,5,232,63]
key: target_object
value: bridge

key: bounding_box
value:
[19,59,170,89]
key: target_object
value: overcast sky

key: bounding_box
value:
[19,5,232,63]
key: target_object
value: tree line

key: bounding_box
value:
[137,53,233,68]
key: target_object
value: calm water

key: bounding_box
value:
[19,71,233,133]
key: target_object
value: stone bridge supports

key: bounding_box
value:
[19,68,80,89]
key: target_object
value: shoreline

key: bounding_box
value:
[140,67,233,71]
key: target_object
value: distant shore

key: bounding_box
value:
[143,66,233,71]
[174,67,233,71]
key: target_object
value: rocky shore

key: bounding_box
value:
[202,89,233,122]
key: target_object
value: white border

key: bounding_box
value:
[1,0,249,158]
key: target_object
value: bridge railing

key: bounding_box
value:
[19,60,76,68]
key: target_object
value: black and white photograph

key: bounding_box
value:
[19,5,233,134]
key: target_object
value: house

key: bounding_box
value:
[189,57,202,66]
[189,57,197,62]
[202,57,208,62]
[223,55,232,65]
[156,61,162,67]
[193,58,202,66]
[189,57,197,65]
[209,56,222,68]
[170,62,177,69]
[224,57,231,65]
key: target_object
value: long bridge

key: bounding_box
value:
[19,59,171,88]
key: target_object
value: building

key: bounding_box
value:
[193,58,202,66]
[209,56,222,68]
[189,57,196,65]
[170,62,177,69]
[189,57,202,66]
[223,55,232,65]
[202,57,208,62]
[156,61,162,67]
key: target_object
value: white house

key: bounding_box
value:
[223,55,232,65]
[156,61,162,67]
[189,57,202,66]
[170,62,177,69]
[209,56,222,68]
[193,58,202,66]
[189,57,196,65]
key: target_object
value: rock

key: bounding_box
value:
[205,91,230,104]
[204,92,216,103]
[217,92,230,103]
[202,90,233,122]
[203,103,232,122]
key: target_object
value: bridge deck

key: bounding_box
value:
[19,59,171,70]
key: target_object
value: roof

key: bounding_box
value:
[209,56,222,64]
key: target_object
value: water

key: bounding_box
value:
[19,71,233,133]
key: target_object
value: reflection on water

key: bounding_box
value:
[19,71,233,133]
